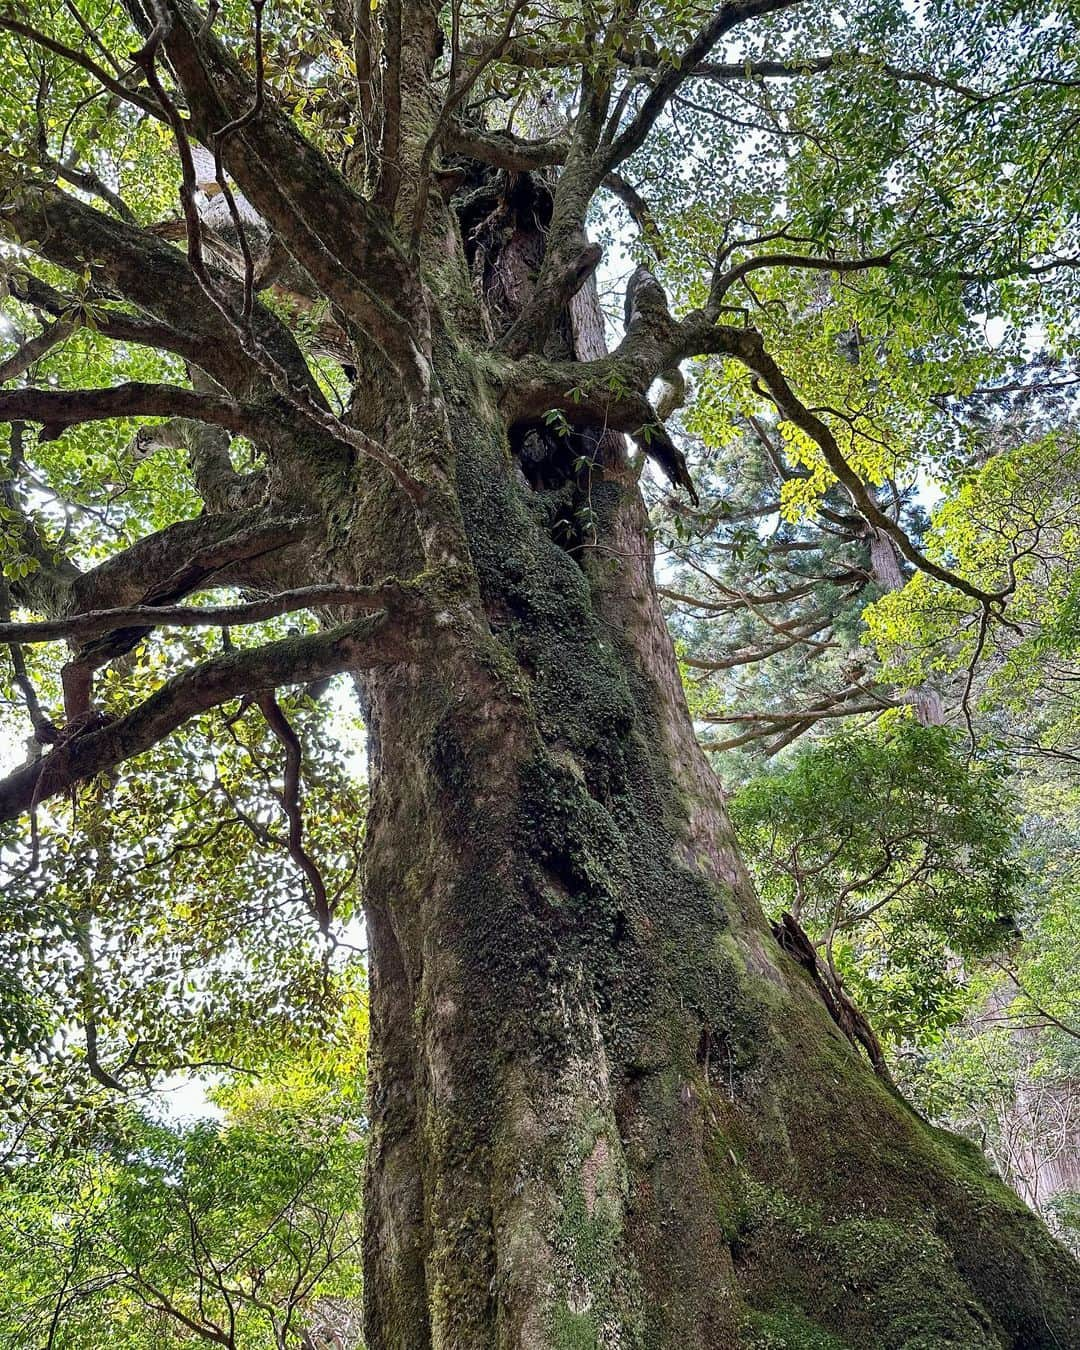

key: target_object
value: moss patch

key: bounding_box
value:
[741,1306,849,1349]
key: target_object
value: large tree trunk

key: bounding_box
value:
[349,182,1080,1350]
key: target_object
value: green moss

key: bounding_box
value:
[736,1181,1009,1347]
[551,1304,601,1349]
[741,1307,849,1349]
[362,345,1080,1346]
[556,1126,623,1275]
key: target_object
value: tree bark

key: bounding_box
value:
[347,186,1080,1349]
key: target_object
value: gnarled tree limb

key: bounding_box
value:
[0,382,279,442]
[0,600,424,825]
[0,584,402,645]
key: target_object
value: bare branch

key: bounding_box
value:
[707,247,901,316]
[257,691,331,932]
[599,0,807,177]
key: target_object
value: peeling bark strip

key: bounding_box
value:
[1,0,1078,1345]
[772,911,894,1084]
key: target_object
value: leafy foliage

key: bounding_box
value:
[731,718,1022,1040]
[0,995,367,1348]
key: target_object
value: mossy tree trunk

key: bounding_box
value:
[2,5,1077,1343]
[352,186,1080,1350]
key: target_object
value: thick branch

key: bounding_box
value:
[0,604,422,825]
[55,511,323,720]
[4,187,316,403]
[0,585,397,645]
[442,123,568,172]
[0,382,277,442]
[70,511,316,616]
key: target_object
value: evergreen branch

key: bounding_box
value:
[0,12,165,119]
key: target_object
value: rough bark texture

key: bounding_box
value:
[348,190,1080,1349]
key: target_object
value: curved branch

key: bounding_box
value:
[0,382,275,441]
[685,54,1076,103]
[0,320,75,385]
[257,691,331,932]
[156,0,427,388]
[71,511,315,616]
[708,247,900,315]
[706,326,1007,605]
[599,0,806,176]
[0,584,399,645]
[0,600,424,825]
[4,187,316,403]
[6,273,211,370]
[477,41,1043,106]
[603,174,665,257]
[442,122,568,171]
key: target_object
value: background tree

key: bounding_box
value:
[730,719,1021,1045]
[1,0,1080,1345]
[0,999,367,1348]
[664,332,1080,1257]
